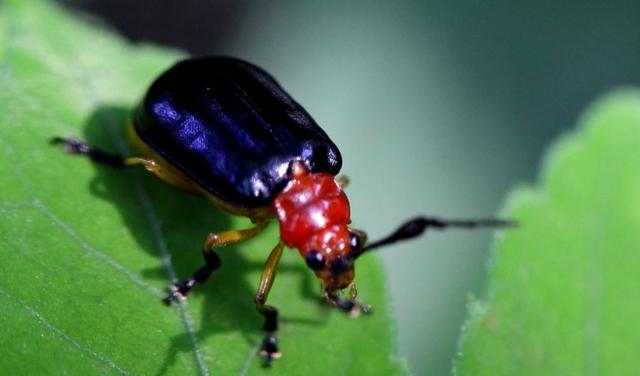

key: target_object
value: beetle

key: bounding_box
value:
[52,56,514,366]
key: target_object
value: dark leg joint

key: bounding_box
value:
[256,303,281,366]
[261,306,278,332]
[203,250,222,269]
[164,251,221,305]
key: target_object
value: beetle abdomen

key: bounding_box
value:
[133,57,342,209]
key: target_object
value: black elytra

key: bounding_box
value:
[52,54,518,370]
[133,57,343,209]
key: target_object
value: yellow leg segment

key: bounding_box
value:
[203,221,268,250]
[255,242,285,366]
[124,157,201,193]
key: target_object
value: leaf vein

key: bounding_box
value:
[132,182,210,376]
[238,337,262,376]
[31,196,165,299]
[0,285,132,375]
[0,138,164,299]
[77,74,210,376]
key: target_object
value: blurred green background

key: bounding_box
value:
[56,1,640,374]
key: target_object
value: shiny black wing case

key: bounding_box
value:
[133,57,342,209]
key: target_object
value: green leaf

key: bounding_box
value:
[455,89,640,374]
[0,1,407,374]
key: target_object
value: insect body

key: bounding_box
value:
[52,57,514,366]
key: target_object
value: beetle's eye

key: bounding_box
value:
[349,231,366,250]
[305,250,325,270]
[349,233,360,249]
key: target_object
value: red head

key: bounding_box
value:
[273,163,362,291]
[272,162,517,304]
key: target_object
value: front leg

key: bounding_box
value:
[255,242,285,367]
[324,284,372,318]
[164,221,268,304]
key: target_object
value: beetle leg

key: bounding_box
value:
[51,137,128,167]
[52,137,202,192]
[51,137,170,181]
[163,248,222,304]
[202,221,268,249]
[51,137,163,171]
[255,242,285,367]
[324,285,372,318]
[335,175,350,189]
[164,221,269,304]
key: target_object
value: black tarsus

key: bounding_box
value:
[351,216,517,258]
[325,291,372,315]
[163,250,222,304]
[50,137,126,167]
[256,304,281,367]
[261,333,279,367]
